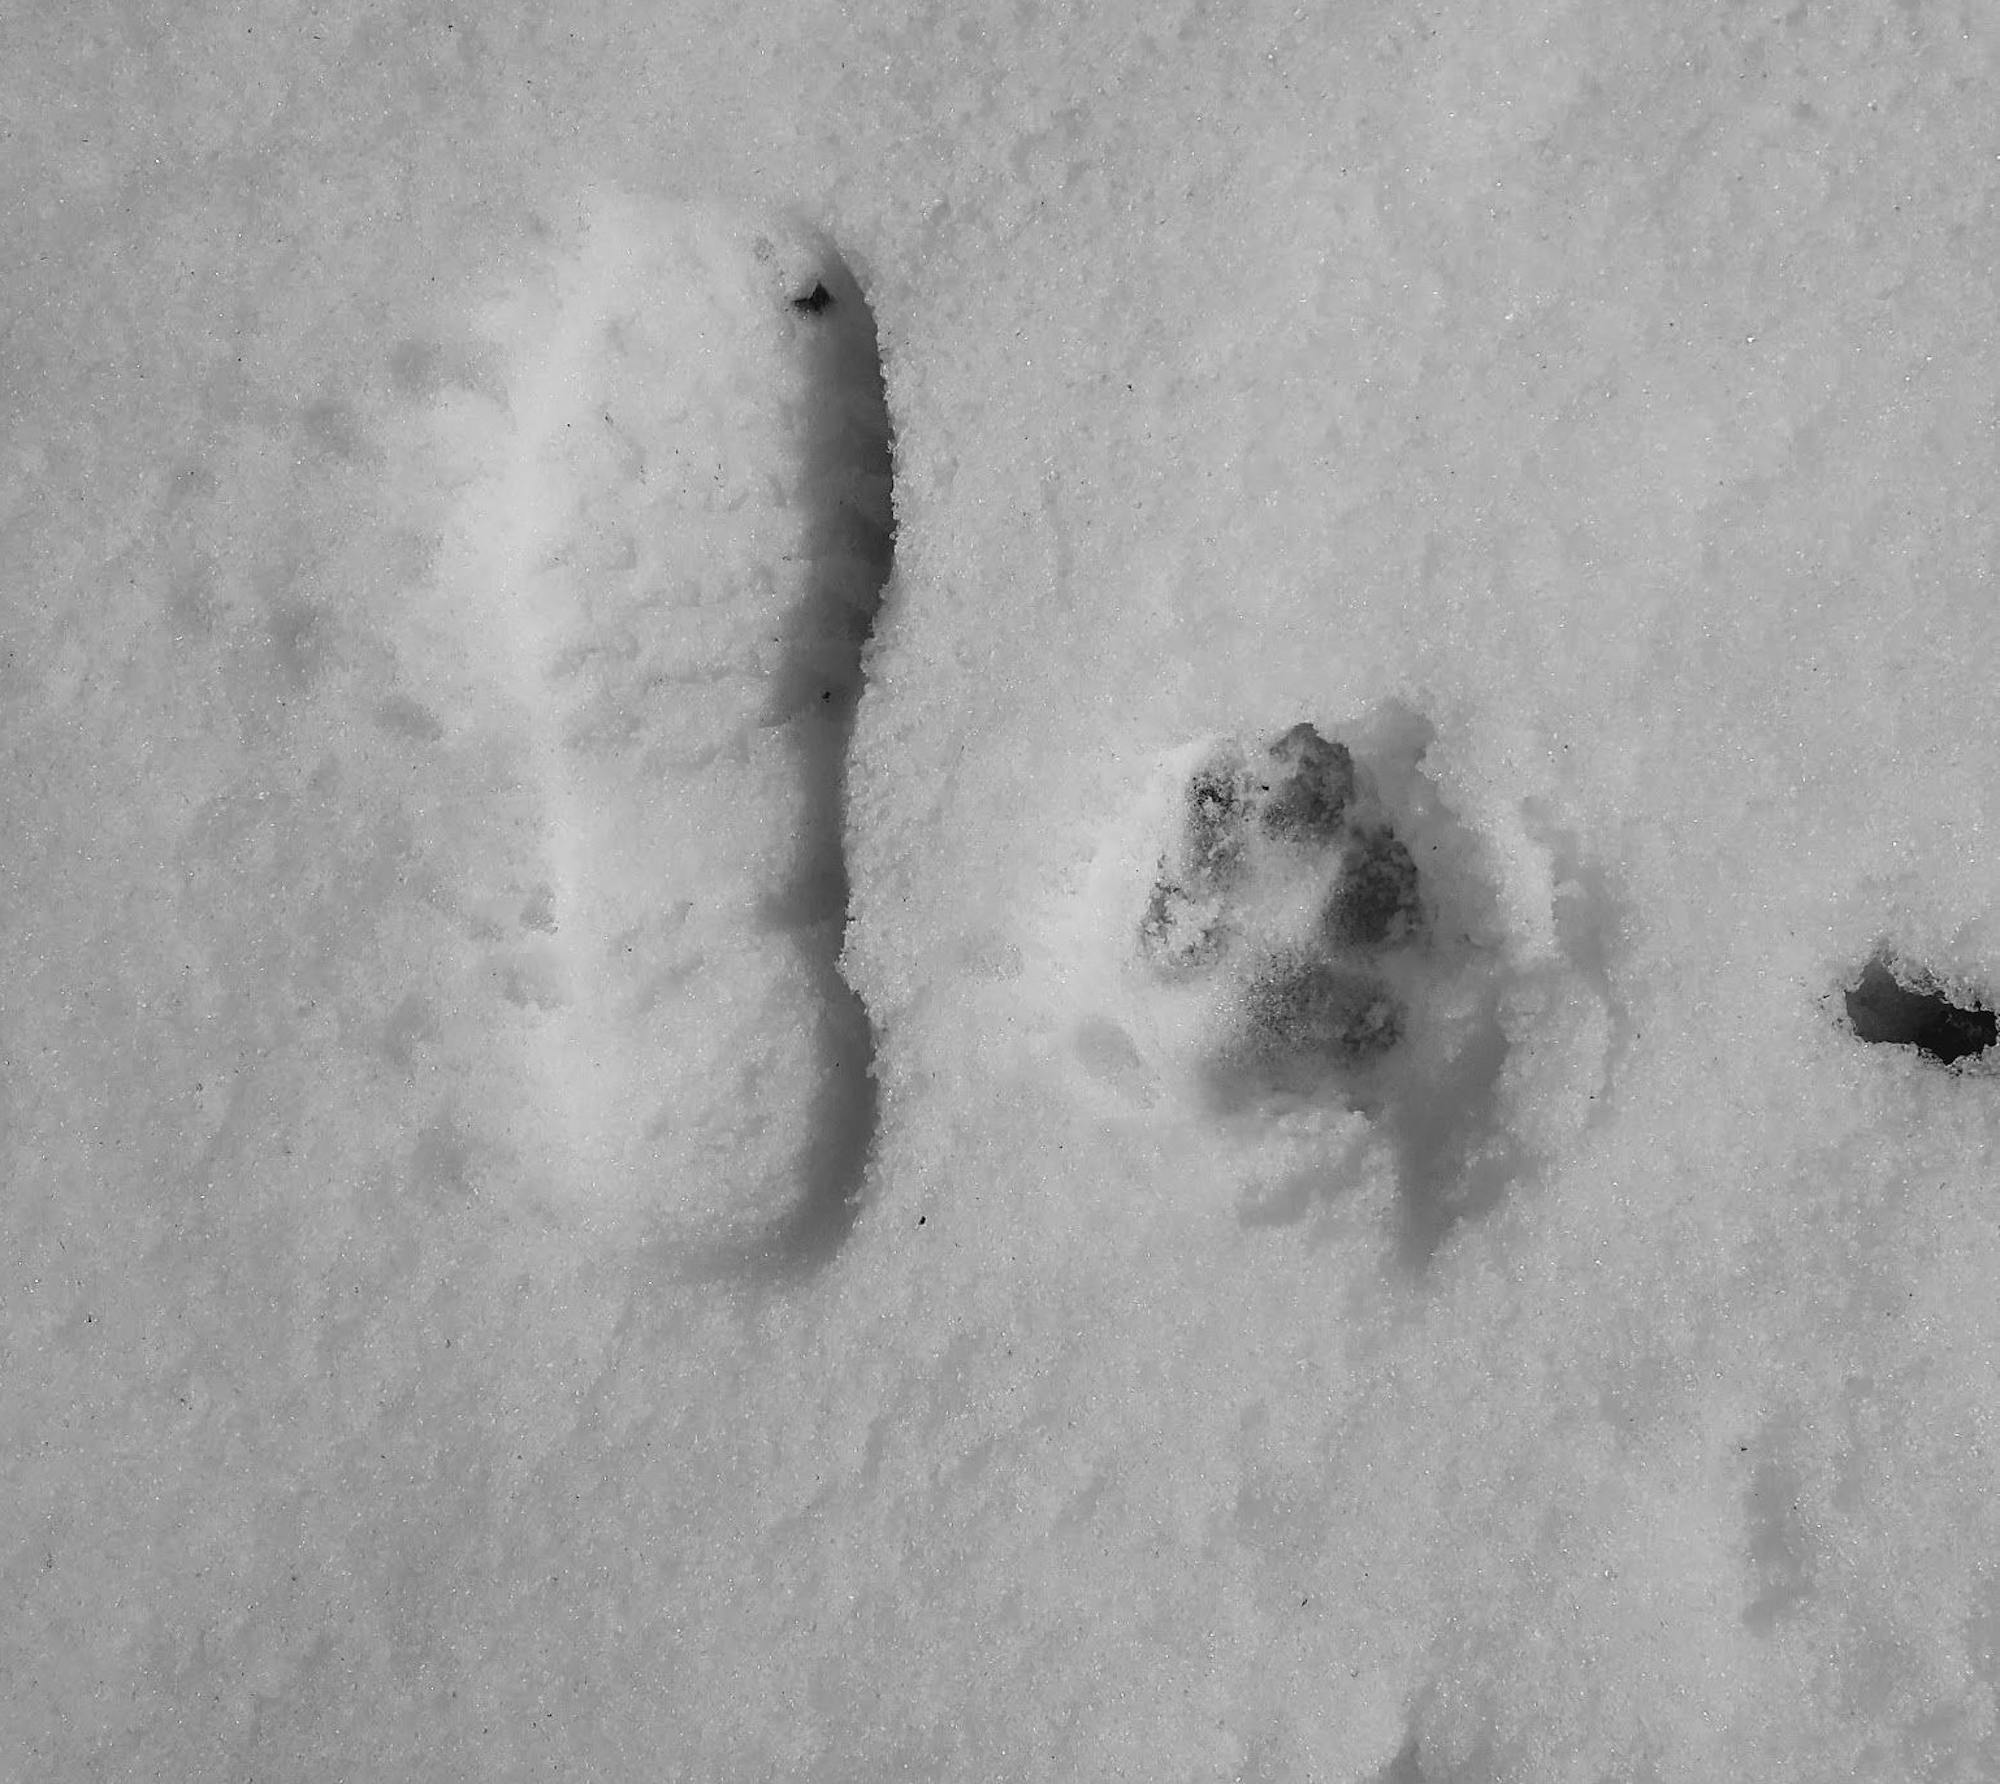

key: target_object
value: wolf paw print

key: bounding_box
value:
[1047,708,1618,1259]
[1137,722,1425,1101]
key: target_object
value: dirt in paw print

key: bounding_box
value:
[1222,954,1406,1098]
[1139,721,1426,1106]
[1139,747,1252,973]
[1324,822,1423,950]
[1255,722,1356,846]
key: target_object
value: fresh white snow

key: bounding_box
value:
[5,3,2000,1780]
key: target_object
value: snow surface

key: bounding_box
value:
[6,3,2000,1779]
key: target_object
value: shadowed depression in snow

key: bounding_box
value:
[743,248,895,1278]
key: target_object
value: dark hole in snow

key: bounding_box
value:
[1845,955,1996,1066]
